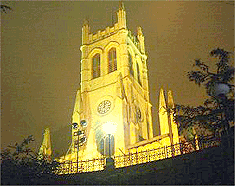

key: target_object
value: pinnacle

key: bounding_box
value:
[119,1,125,10]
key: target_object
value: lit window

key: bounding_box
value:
[92,54,100,79]
[128,52,134,76]
[108,48,117,73]
[100,134,115,156]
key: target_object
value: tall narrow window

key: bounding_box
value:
[136,62,141,86]
[108,48,117,73]
[92,53,100,79]
[100,134,114,156]
[128,52,134,76]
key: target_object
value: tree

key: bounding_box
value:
[1,5,12,13]
[173,48,234,140]
[1,135,59,185]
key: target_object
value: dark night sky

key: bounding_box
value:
[1,1,234,156]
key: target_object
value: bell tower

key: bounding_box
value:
[70,3,154,160]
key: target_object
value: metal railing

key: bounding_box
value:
[57,135,221,174]
[58,157,106,174]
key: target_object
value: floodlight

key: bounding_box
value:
[102,122,116,134]
[72,123,78,129]
[80,120,87,127]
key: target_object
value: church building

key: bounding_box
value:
[58,3,180,168]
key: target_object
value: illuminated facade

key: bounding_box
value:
[38,128,52,161]
[59,3,179,165]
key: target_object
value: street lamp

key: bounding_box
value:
[209,82,231,135]
[102,122,116,135]
[72,120,87,173]
[209,82,233,185]
[209,82,230,97]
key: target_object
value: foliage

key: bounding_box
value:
[188,48,234,95]
[1,135,59,185]
[1,5,12,13]
[173,48,234,139]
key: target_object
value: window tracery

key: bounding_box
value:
[92,53,100,79]
[108,48,117,73]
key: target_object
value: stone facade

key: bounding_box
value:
[59,3,179,163]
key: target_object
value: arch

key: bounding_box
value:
[99,134,115,156]
[104,41,120,51]
[104,42,120,74]
[88,47,103,79]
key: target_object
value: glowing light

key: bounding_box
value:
[80,120,87,127]
[213,83,230,96]
[72,123,78,129]
[102,122,116,134]
[208,82,230,97]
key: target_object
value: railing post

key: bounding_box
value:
[122,154,125,167]
[103,156,106,170]
[86,159,89,172]
[81,159,84,173]
[171,144,175,158]
[164,146,167,159]
[136,148,138,164]
[60,162,63,174]
[129,151,132,166]
[65,162,67,173]
[147,149,149,162]
[156,147,160,160]
[155,148,159,161]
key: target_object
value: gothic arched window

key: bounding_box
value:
[99,134,115,156]
[128,52,134,76]
[108,48,117,73]
[136,62,141,86]
[92,53,100,79]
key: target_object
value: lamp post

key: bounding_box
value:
[209,82,233,185]
[209,82,231,135]
[72,120,87,173]
[72,123,79,172]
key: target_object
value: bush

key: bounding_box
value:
[1,135,59,185]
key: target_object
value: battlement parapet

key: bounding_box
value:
[86,23,122,44]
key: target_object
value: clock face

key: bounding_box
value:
[97,100,111,115]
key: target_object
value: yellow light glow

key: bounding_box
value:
[102,122,116,134]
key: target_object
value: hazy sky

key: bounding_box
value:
[1,1,234,156]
